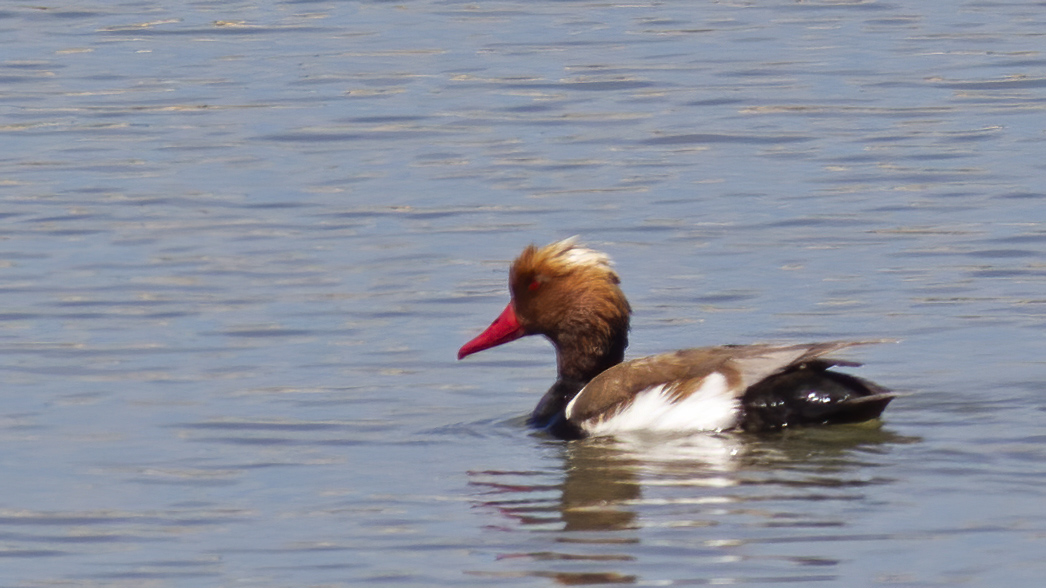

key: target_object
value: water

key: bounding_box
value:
[1,0,1045,585]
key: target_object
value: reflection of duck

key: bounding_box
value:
[469,428,913,585]
[472,427,910,534]
[561,434,743,531]
[459,238,896,440]
[559,439,642,532]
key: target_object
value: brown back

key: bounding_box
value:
[565,341,886,425]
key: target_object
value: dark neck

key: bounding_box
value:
[528,322,629,433]
[528,377,586,433]
[554,329,627,384]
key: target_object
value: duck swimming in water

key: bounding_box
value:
[458,238,895,440]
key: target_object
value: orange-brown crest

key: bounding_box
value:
[508,238,630,339]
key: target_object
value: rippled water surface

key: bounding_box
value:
[2,1,1046,586]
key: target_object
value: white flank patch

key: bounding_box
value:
[578,372,741,437]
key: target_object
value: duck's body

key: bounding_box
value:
[458,238,894,440]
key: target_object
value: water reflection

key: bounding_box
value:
[560,434,742,533]
[471,426,915,585]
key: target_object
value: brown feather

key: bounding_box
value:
[565,340,889,426]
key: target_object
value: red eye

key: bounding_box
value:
[528,280,541,291]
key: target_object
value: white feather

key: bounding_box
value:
[577,372,740,437]
[549,236,614,272]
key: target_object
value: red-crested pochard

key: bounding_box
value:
[458,238,895,440]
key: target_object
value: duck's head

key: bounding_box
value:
[458,238,631,380]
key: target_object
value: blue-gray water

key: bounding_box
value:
[2,1,1045,586]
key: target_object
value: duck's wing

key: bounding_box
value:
[723,340,891,388]
[564,340,890,432]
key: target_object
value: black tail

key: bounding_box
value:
[740,362,894,432]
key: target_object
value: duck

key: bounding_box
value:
[457,238,896,440]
